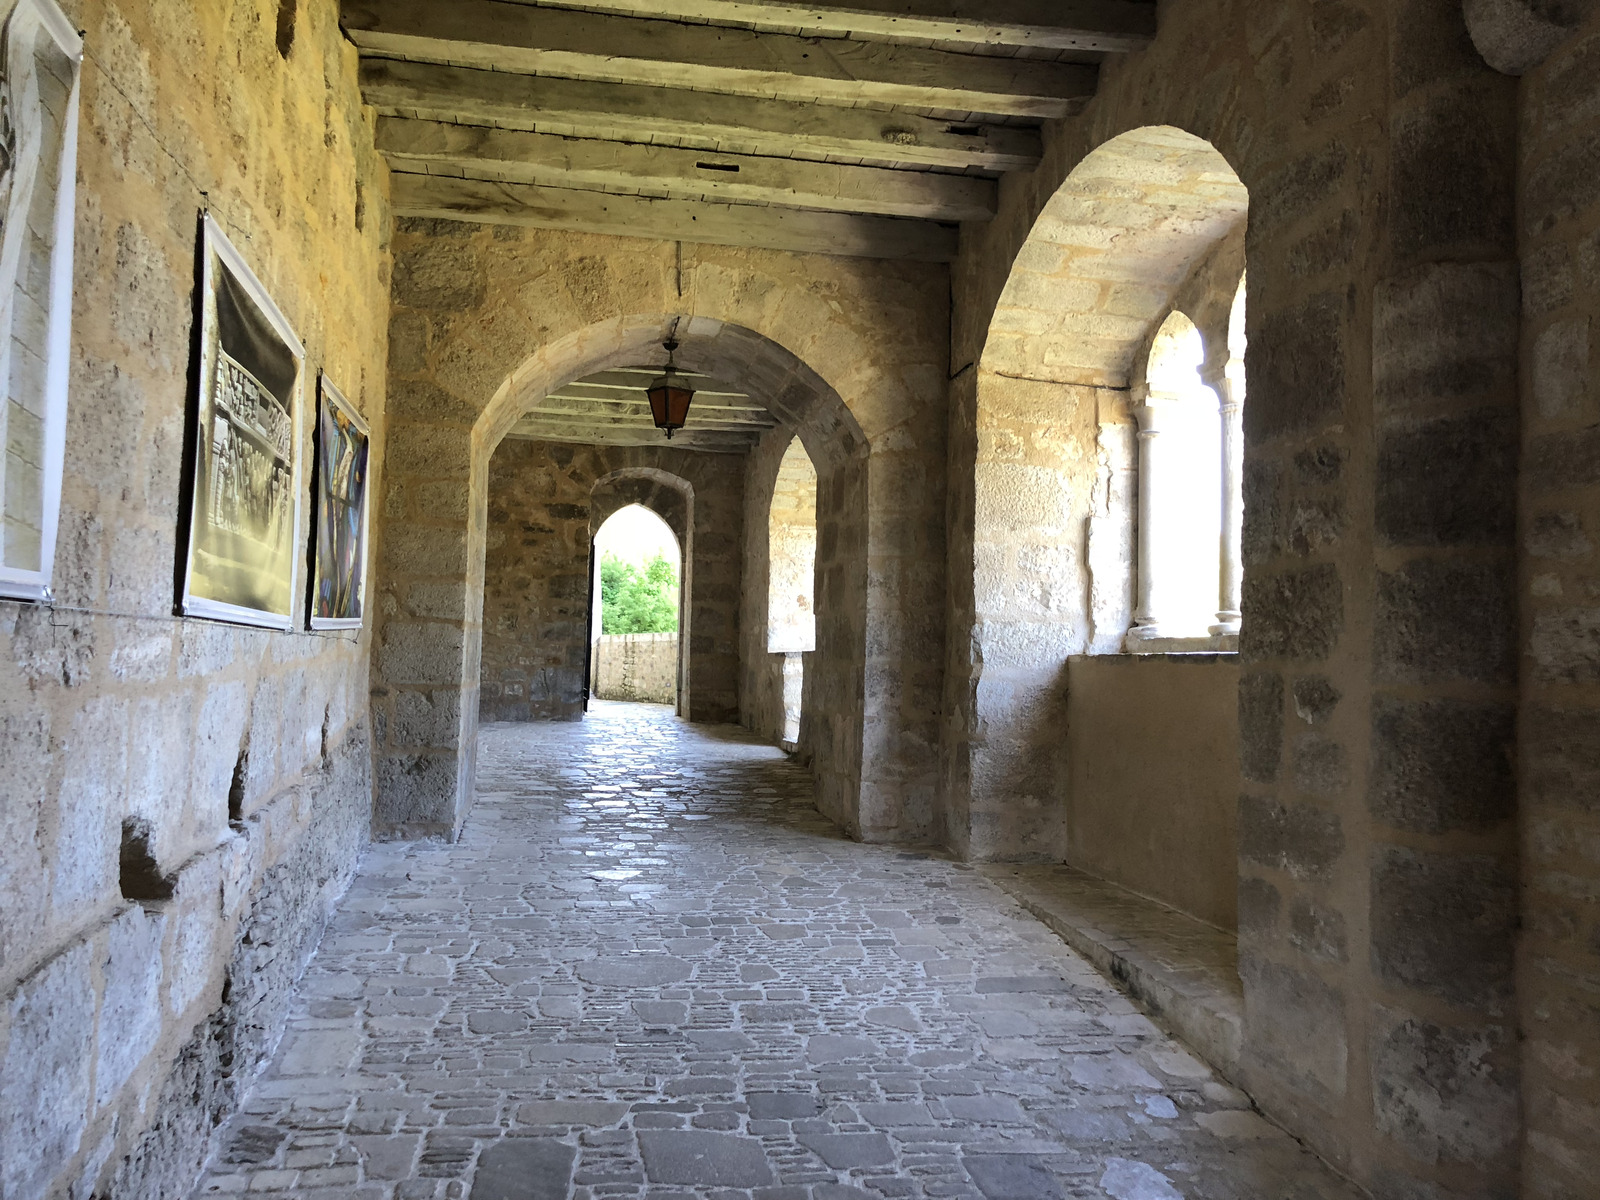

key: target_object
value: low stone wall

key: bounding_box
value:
[1066,654,1241,931]
[593,633,678,705]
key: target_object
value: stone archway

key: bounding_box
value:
[589,469,694,717]
[373,311,880,843]
[946,126,1250,864]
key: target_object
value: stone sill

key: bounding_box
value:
[979,863,1243,1082]
[1084,651,1238,664]
[1123,633,1239,654]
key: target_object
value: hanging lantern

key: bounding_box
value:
[647,339,694,439]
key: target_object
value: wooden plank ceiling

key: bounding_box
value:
[343,0,1157,263]
[504,367,778,452]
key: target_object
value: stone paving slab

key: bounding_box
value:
[193,701,1361,1200]
[977,867,1242,1079]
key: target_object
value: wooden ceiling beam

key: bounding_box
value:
[360,59,1040,172]
[506,422,758,451]
[378,118,997,222]
[391,172,958,261]
[533,399,777,423]
[551,383,765,408]
[501,0,1158,53]
[565,368,750,389]
[547,393,770,413]
[530,403,777,427]
[341,0,1096,118]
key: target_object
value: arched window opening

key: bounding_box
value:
[768,437,817,745]
[1130,312,1222,643]
[1125,277,1247,650]
[590,504,681,708]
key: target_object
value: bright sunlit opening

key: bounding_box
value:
[1147,311,1222,639]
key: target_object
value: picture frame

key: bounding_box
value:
[0,0,82,603]
[307,372,371,630]
[180,213,306,630]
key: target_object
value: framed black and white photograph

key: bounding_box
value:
[180,213,305,630]
[0,0,81,603]
[308,373,370,630]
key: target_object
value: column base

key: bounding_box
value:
[1124,621,1163,645]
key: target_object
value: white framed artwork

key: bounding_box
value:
[180,213,306,630]
[307,373,371,630]
[0,0,82,603]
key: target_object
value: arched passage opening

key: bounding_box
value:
[590,491,688,714]
[374,314,871,840]
[751,434,819,749]
[478,447,696,723]
[588,504,683,710]
[950,126,1250,934]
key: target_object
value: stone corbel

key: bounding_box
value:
[1463,0,1597,74]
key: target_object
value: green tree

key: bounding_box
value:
[599,551,679,633]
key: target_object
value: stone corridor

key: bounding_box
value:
[194,702,1360,1200]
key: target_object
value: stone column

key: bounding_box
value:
[1126,389,1163,644]
[1206,364,1244,635]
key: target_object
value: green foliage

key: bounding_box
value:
[599,551,679,634]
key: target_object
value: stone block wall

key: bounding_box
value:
[941,1,1525,1195]
[1516,9,1600,1195]
[0,2,389,1198]
[479,438,740,725]
[946,372,1099,861]
[593,633,678,705]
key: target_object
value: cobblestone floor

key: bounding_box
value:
[195,702,1362,1200]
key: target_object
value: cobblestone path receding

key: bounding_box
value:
[196,702,1362,1200]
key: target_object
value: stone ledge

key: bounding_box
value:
[979,863,1243,1080]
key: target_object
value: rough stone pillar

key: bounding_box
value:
[370,410,481,841]
[1235,6,1521,1195]
[1500,9,1600,1195]
[807,447,870,836]
[1364,7,1521,1193]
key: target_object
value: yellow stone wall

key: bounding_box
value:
[0,2,390,1195]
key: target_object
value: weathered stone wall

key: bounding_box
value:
[943,1,1523,1196]
[376,228,947,844]
[1515,8,1600,1195]
[479,437,740,725]
[0,2,389,1198]
[593,633,678,705]
[1066,655,1241,931]
[946,371,1098,861]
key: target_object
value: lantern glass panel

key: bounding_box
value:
[648,382,693,431]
